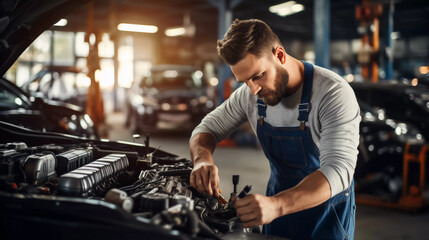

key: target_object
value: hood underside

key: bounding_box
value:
[0,0,88,77]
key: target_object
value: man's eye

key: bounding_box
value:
[253,73,264,81]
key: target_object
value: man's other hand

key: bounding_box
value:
[235,194,282,227]
[190,162,220,197]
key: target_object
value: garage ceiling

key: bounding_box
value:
[57,0,429,43]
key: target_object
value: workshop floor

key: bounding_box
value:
[106,112,429,240]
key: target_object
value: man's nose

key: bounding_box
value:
[246,81,261,95]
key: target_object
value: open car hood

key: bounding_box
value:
[0,0,88,76]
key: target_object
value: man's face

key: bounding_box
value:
[230,52,289,106]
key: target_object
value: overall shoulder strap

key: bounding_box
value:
[297,61,314,129]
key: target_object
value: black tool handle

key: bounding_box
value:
[238,185,252,199]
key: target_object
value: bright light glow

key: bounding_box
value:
[99,60,115,89]
[345,74,354,83]
[161,103,171,111]
[291,4,304,12]
[84,114,93,125]
[199,96,208,103]
[395,126,402,135]
[54,19,68,27]
[117,23,158,33]
[206,100,214,109]
[80,118,88,129]
[419,66,429,75]
[95,69,102,83]
[76,75,91,88]
[177,103,188,111]
[209,77,219,86]
[119,45,134,88]
[269,1,296,13]
[412,78,418,86]
[98,33,114,58]
[391,32,400,40]
[164,70,178,78]
[194,70,203,79]
[165,27,186,37]
[14,98,23,106]
[417,134,423,140]
[269,1,304,17]
[132,95,144,105]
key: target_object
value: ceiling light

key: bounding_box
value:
[269,1,305,17]
[117,23,158,33]
[164,14,196,37]
[165,27,186,37]
[54,19,68,27]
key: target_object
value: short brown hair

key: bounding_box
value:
[217,19,283,65]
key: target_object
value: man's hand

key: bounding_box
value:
[190,162,220,197]
[234,194,282,228]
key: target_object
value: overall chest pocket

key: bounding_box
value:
[264,134,308,169]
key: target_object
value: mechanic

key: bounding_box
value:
[189,19,360,239]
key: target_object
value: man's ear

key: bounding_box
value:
[273,46,286,64]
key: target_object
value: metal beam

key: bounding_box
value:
[385,0,394,80]
[216,0,233,104]
[314,0,330,68]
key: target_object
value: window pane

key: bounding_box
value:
[32,31,52,62]
[99,59,115,89]
[16,64,31,87]
[98,33,114,58]
[75,32,89,57]
[54,31,74,65]
[118,45,133,88]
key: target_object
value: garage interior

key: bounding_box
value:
[2,0,429,239]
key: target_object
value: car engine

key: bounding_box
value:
[0,122,279,240]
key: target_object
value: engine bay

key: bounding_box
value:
[0,123,277,239]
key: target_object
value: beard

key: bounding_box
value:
[258,66,289,106]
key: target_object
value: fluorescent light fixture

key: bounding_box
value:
[117,23,158,33]
[269,1,305,17]
[163,70,178,78]
[165,27,186,37]
[54,19,68,27]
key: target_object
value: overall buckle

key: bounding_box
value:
[259,116,264,125]
[300,121,306,130]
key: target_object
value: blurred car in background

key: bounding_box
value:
[351,82,429,141]
[126,64,214,133]
[20,65,89,110]
[355,98,425,200]
[0,77,98,139]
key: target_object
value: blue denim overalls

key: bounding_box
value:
[258,62,356,240]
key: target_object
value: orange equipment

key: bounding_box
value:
[356,142,428,212]
[355,1,383,83]
[85,1,105,130]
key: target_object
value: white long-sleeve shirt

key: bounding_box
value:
[191,65,361,197]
